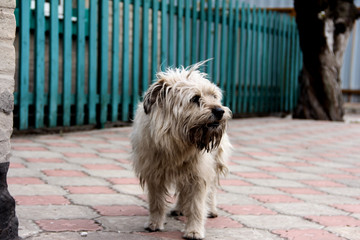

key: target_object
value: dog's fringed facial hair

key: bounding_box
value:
[189,122,226,152]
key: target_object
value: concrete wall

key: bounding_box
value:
[0,0,19,239]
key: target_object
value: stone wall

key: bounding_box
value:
[0,0,19,239]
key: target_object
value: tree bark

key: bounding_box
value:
[293,0,360,121]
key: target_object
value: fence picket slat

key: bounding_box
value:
[161,0,167,69]
[212,0,220,84]
[206,0,212,75]
[226,0,234,107]
[168,0,174,66]
[49,0,59,127]
[199,0,205,61]
[177,0,184,66]
[111,0,120,122]
[231,0,240,112]
[261,10,269,113]
[237,3,246,113]
[76,0,85,125]
[19,0,31,130]
[35,0,45,128]
[63,0,72,126]
[249,7,257,113]
[219,0,227,91]
[184,0,191,66]
[99,0,109,127]
[88,0,98,125]
[242,5,251,113]
[285,17,292,112]
[132,0,141,115]
[142,0,150,91]
[122,0,130,121]
[255,9,263,113]
[151,0,159,80]
[191,0,197,64]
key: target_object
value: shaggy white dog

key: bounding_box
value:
[131,62,231,239]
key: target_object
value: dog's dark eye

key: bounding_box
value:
[191,95,201,104]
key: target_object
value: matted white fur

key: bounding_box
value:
[131,62,231,240]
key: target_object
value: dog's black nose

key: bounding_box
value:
[212,107,225,120]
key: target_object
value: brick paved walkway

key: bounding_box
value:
[8,117,360,240]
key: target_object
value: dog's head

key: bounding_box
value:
[143,62,232,152]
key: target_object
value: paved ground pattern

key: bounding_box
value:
[8,117,360,240]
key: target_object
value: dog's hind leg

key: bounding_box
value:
[145,181,167,232]
[182,179,207,240]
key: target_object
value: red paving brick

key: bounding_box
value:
[138,231,183,240]
[301,180,346,187]
[7,177,45,185]
[15,196,70,205]
[278,187,325,195]
[96,148,127,153]
[234,172,277,179]
[82,164,124,170]
[342,168,360,173]
[64,186,116,194]
[219,205,276,215]
[333,204,360,213]
[25,158,64,163]
[42,170,87,177]
[93,205,148,216]
[63,152,98,158]
[205,216,243,228]
[107,178,140,185]
[36,219,102,232]
[250,194,302,203]
[273,229,344,240]
[219,179,252,186]
[12,146,48,151]
[9,163,25,168]
[306,215,360,227]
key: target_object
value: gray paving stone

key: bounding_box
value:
[264,202,347,216]
[44,176,110,186]
[222,186,285,195]
[295,194,360,205]
[18,219,41,239]
[68,194,145,206]
[327,227,360,240]
[319,187,360,197]
[206,228,284,240]
[216,193,259,205]
[16,205,99,220]
[272,172,327,180]
[8,184,67,196]
[245,179,306,188]
[85,170,137,178]
[232,215,321,230]
[112,184,144,195]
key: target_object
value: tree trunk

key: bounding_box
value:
[293,0,360,121]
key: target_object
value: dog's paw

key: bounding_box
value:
[183,230,204,240]
[144,222,163,232]
[207,211,218,218]
[170,210,183,217]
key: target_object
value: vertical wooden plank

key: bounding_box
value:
[122,0,130,121]
[168,0,174,66]
[271,13,279,112]
[19,0,30,130]
[142,0,150,91]
[151,0,159,80]
[255,9,262,113]
[76,0,85,125]
[132,0,140,114]
[206,0,212,75]
[242,5,251,113]
[212,0,220,84]
[285,16,292,112]
[219,0,227,91]
[184,0,191,66]
[237,3,246,113]
[49,0,59,127]
[63,0,72,126]
[199,0,205,61]
[261,10,269,113]
[177,0,184,66]
[290,18,296,111]
[191,0,197,64]
[161,0,167,69]
[35,0,45,128]
[231,0,240,112]
[280,15,287,112]
[111,0,120,122]
[226,0,234,107]
[268,12,276,112]
[99,0,109,127]
[248,7,257,113]
[88,0,98,125]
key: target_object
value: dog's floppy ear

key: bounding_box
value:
[143,81,168,114]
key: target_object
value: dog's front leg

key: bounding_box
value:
[182,180,207,240]
[145,181,167,232]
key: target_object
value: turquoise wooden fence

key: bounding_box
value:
[14,0,302,130]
